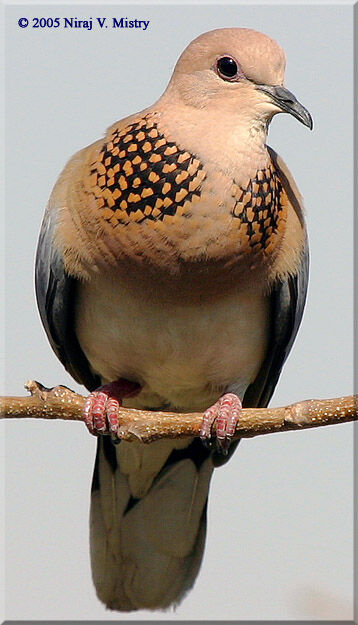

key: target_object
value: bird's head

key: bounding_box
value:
[166,28,312,131]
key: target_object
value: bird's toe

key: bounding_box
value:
[200,392,242,454]
[82,379,140,439]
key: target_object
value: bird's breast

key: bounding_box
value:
[75,112,287,281]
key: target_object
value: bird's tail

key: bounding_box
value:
[90,435,214,611]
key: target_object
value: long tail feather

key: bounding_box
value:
[90,436,213,611]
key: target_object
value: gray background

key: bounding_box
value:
[3,2,354,621]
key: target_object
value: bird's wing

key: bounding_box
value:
[243,147,309,409]
[35,150,100,392]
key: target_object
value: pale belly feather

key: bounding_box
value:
[75,273,270,412]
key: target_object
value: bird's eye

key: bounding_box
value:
[216,56,240,81]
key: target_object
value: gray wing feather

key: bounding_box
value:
[35,206,99,391]
[243,237,309,408]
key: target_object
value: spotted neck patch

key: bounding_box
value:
[232,164,286,253]
[89,115,206,226]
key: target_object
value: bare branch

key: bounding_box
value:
[0,380,356,443]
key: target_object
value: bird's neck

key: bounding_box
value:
[154,98,270,185]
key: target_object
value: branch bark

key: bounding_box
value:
[0,380,356,443]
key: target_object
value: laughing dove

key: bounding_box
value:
[35,27,312,611]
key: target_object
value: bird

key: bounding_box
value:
[35,27,312,612]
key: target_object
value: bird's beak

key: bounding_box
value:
[256,84,313,130]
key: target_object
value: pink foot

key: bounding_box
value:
[83,379,140,440]
[199,393,242,454]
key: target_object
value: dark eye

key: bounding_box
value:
[216,56,239,80]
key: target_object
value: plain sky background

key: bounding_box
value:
[3,1,354,621]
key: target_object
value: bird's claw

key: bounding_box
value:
[83,379,140,440]
[83,389,121,437]
[199,393,242,454]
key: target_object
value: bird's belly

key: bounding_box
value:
[75,274,270,411]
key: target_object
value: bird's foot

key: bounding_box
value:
[83,379,140,440]
[199,392,242,454]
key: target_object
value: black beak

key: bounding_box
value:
[256,84,313,130]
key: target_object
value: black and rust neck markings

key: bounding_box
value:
[232,164,285,252]
[89,115,206,226]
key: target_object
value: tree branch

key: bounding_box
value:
[0,380,356,443]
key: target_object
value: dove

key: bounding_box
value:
[35,27,312,611]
